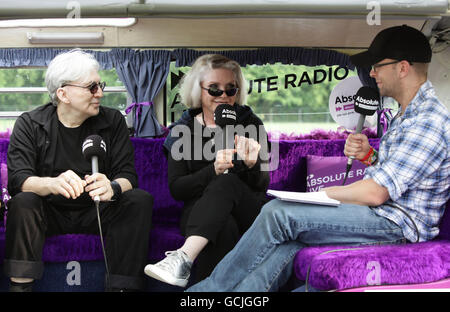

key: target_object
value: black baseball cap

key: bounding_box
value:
[350,25,432,67]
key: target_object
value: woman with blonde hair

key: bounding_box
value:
[144,54,270,287]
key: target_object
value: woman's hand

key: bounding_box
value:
[344,133,371,161]
[84,173,114,202]
[235,135,261,169]
[214,149,236,175]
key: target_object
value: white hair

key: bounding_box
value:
[179,54,248,108]
[45,49,100,105]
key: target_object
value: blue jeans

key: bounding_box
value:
[186,199,405,292]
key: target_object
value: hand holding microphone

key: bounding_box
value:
[213,104,237,175]
[82,135,110,203]
[342,86,379,185]
[81,135,111,282]
[344,133,371,160]
[346,86,380,167]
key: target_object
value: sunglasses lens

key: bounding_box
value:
[207,88,223,97]
[89,82,106,94]
[87,83,97,94]
[225,88,238,96]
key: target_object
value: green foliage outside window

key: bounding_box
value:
[0,68,127,112]
[167,62,357,133]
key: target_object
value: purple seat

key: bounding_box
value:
[1,136,448,292]
[293,200,450,291]
[0,138,376,264]
[0,138,186,263]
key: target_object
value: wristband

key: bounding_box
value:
[361,147,378,166]
[361,147,374,162]
[110,180,122,201]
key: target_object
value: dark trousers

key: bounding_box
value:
[180,173,267,282]
[3,189,153,291]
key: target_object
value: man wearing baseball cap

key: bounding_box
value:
[350,25,432,110]
[184,25,449,292]
[350,24,432,67]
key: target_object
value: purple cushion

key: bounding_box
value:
[306,155,367,192]
[0,225,185,264]
[293,240,450,291]
[131,138,184,226]
[148,225,185,261]
[268,139,380,193]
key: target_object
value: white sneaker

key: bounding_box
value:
[144,249,193,287]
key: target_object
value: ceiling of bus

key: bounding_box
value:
[0,0,448,18]
[0,0,448,50]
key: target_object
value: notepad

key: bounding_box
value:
[267,189,340,207]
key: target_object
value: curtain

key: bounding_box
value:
[172,47,355,69]
[112,49,172,137]
[0,48,114,69]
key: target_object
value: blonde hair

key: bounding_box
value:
[179,54,247,108]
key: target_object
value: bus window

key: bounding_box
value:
[0,68,129,133]
[166,62,358,135]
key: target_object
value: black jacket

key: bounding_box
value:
[165,104,270,202]
[7,103,137,197]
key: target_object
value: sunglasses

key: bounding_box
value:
[201,86,238,97]
[371,60,412,73]
[62,81,106,94]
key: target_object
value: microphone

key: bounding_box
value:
[82,135,107,203]
[214,104,237,174]
[343,86,379,185]
[81,134,111,286]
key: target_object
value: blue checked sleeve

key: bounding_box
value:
[368,115,447,201]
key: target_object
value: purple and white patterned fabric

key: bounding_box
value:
[306,155,367,192]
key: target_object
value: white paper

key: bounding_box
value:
[267,190,340,207]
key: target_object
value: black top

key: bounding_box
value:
[167,105,270,202]
[49,120,101,208]
[7,103,137,198]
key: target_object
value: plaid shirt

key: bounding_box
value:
[365,81,450,242]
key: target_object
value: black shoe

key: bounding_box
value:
[9,281,34,292]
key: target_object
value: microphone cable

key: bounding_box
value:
[342,161,352,185]
[385,202,420,243]
[95,200,111,289]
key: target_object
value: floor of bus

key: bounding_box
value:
[0,261,301,292]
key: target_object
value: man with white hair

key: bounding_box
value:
[5,49,153,292]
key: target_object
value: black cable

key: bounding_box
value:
[95,201,110,289]
[342,162,352,185]
[385,202,420,243]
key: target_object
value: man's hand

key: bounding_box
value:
[84,173,113,202]
[49,170,87,199]
[344,133,371,161]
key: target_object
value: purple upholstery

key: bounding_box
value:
[294,240,450,291]
[306,155,367,191]
[293,200,450,291]
[0,137,185,263]
[268,139,380,192]
[0,137,380,263]
[0,136,448,292]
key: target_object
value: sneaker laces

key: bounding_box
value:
[157,250,190,272]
